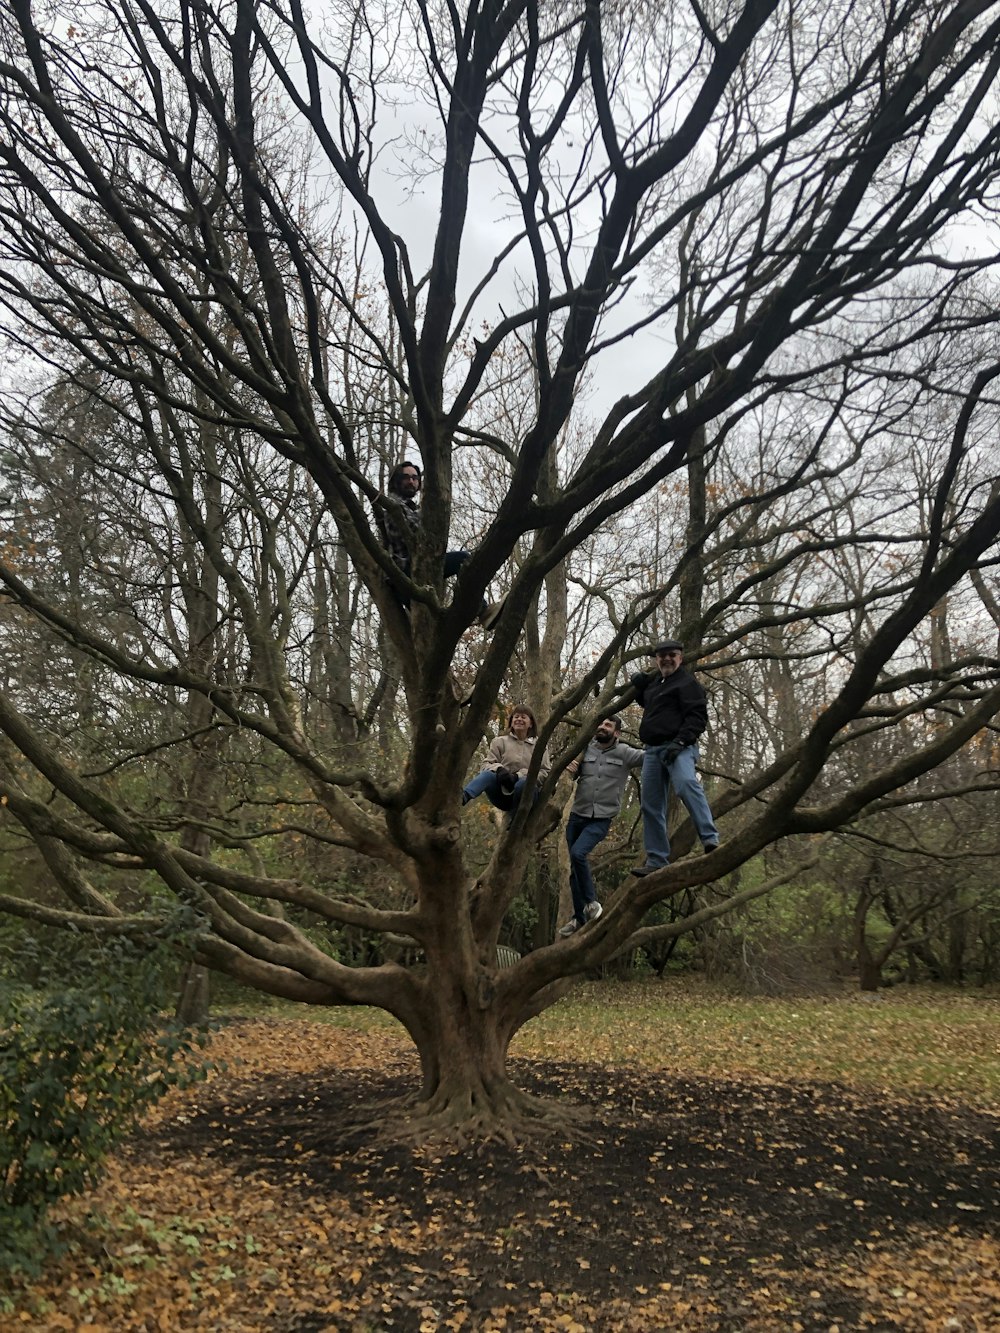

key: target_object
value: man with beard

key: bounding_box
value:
[374,460,503,629]
[558,715,644,937]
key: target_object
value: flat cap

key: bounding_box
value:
[652,638,683,653]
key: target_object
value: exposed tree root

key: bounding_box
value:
[387,1100,591,1149]
[343,1081,593,1150]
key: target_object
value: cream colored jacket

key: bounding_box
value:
[482,734,552,781]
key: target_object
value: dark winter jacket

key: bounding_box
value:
[632,666,708,748]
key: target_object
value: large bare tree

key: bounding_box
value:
[1,0,1000,1137]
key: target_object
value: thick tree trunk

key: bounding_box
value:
[414,999,517,1119]
[405,1012,587,1143]
[946,909,967,985]
[394,988,576,1142]
[176,962,211,1024]
[857,951,882,992]
[679,418,707,642]
[170,403,227,1028]
[387,885,586,1142]
[853,870,883,992]
[854,923,884,992]
[528,857,550,953]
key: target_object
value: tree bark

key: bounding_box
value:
[856,940,882,993]
[395,973,585,1142]
[175,963,211,1025]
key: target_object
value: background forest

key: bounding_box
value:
[1,370,997,997]
[3,2,1000,1320]
[0,0,1000,1145]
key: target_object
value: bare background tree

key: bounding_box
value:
[0,0,999,1137]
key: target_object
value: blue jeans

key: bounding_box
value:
[640,743,718,866]
[566,813,611,923]
[462,768,534,812]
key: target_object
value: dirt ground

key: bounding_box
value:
[114,1020,1000,1332]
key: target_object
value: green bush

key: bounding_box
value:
[0,935,211,1278]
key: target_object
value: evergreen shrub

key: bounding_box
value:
[0,933,210,1277]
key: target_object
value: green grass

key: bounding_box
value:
[216,997,405,1030]
[511,978,1000,1105]
[218,977,1000,1105]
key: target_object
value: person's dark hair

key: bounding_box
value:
[507,704,538,737]
[388,460,422,496]
[607,715,623,731]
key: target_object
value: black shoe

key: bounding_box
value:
[631,862,665,877]
[703,841,720,854]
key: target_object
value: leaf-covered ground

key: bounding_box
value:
[6,986,1000,1331]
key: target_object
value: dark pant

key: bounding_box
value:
[566,813,612,923]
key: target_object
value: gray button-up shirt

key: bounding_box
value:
[571,738,644,819]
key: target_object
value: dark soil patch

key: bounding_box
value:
[133,1054,1000,1331]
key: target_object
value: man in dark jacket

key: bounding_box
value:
[629,639,719,875]
[374,460,503,628]
[558,716,644,937]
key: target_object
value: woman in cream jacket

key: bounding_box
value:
[461,705,551,811]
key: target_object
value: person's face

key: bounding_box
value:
[396,467,421,499]
[510,710,532,738]
[595,719,619,746]
[656,648,683,676]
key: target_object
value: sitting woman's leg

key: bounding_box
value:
[462,768,502,806]
[509,777,543,809]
